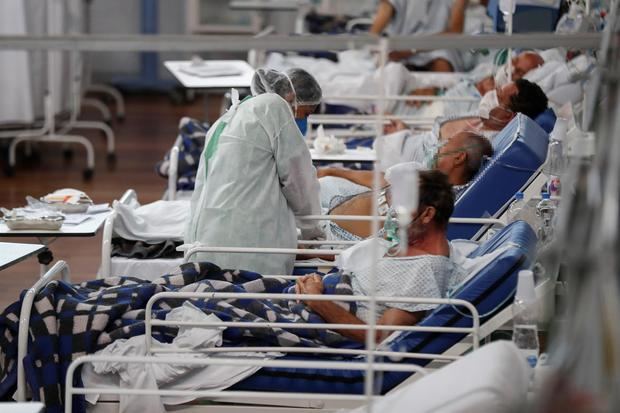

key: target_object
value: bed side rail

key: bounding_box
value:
[17,261,71,402]
[99,189,138,279]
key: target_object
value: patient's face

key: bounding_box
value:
[512,53,543,80]
[483,83,518,130]
[434,137,463,175]
[497,82,518,108]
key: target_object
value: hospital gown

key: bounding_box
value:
[392,79,482,118]
[351,254,468,323]
[386,0,466,71]
[375,113,498,172]
[320,176,370,212]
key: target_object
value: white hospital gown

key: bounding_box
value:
[319,176,370,212]
[392,79,481,119]
[386,0,465,71]
[351,255,468,323]
[375,113,499,171]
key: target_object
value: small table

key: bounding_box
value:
[310,148,376,163]
[0,210,112,275]
[0,403,44,413]
[164,60,254,90]
[164,60,255,119]
[0,242,46,271]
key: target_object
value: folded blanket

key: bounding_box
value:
[111,238,183,259]
[0,263,359,413]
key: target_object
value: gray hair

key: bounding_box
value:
[456,131,494,181]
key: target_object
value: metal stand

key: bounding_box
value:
[81,0,126,121]
[56,52,115,159]
[4,0,96,179]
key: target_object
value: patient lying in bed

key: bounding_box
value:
[297,170,466,343]
[320,131,492,240]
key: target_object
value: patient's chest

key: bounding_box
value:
[439,117,482,140]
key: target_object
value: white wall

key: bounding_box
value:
[89,0,189,81]
[87,0,298,83]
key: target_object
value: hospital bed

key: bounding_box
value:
[448,111,553,240]
[98,189,504,280]
[99,189,186,280]
[16,220,537,413]
[161,136,194,201]
[102,108,552,278]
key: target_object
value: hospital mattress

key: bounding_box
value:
[230,221,537,395]
[448,113,550,240]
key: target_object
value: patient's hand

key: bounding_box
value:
[295,274,324,297]
[406,87,438,107]
[317,167,336,179]
[384,119,408,135]
[388,50,415,62]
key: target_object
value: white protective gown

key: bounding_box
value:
[185,92,323,275]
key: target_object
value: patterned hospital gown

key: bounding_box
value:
[351,255,468,323]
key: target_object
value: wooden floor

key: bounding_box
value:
[0,93,220,310]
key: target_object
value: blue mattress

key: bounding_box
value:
[231,221,537,395]
[448,114,549,240]
[487,0,560,33]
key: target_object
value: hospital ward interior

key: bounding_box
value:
[1,0,619,412]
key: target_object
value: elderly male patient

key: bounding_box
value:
[296,170,467,343]
[319,131,493,240]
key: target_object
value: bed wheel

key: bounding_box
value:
[63,148,74,161]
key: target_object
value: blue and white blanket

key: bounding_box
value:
[0,262,359,413]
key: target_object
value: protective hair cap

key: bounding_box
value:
[286,68,322,106]
[250,68,296,100]
[251,67,322,107]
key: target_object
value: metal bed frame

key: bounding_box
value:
[98,188,506,279]
[1,5,611,410]
[13,260,486,412]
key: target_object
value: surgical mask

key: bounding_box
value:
[494,65,511,88]
[478,89,499,119]
[295,118,308,135]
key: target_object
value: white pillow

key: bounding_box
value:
[343,341,530,413]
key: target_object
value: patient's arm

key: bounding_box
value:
[296,275,424,343]
[370,0,395,35]
[318,168,387,189]
[330,191,375,238]
[406,87,440,108]
[447,0,469,34]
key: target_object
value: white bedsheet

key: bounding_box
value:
[344,340,530,413]
[113,199,190,243]
[106,257,185,281]
[82,302,280,413]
